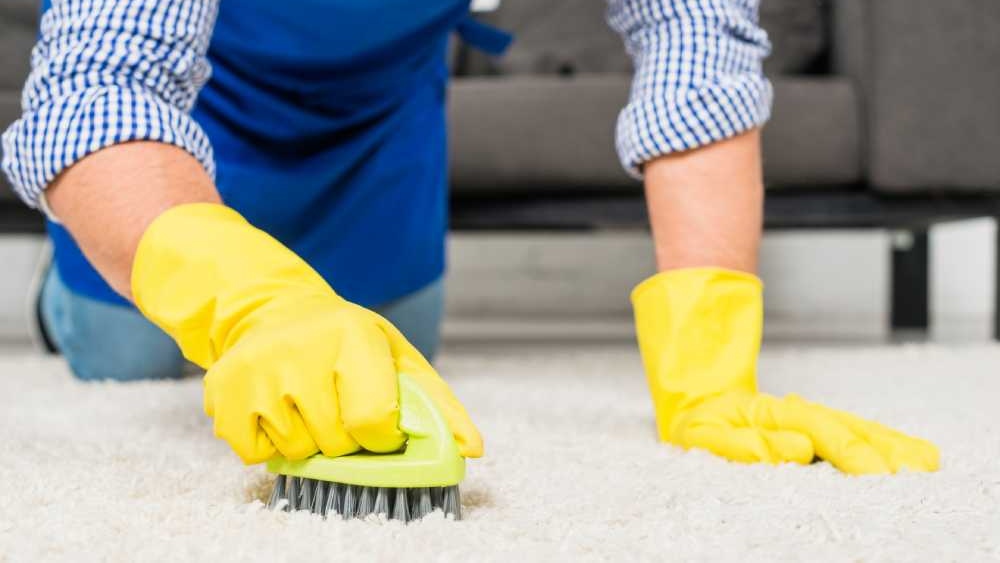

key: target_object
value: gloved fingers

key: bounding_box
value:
[375,316,484,458]
[210,410,277,465]
[205,362,277,464]
[405,368,485,458]
[258,402,320,461]
[758,428,815,465]
[681,419,813,465]
[770,395,891,475]
[334,318,405,453]
[830,409,940,472]
[291,378,360,459]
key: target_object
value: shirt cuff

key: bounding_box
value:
[1,85,215,209]
[616,72,773,178]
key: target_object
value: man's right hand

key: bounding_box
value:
[131,203,482,464]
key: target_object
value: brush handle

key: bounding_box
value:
[266,373,466,488]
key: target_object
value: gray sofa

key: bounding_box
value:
[3,0,1000,335]
[447,0,1000,336]
[450,0,1000,198]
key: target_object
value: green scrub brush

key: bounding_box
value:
[265,373,466,522]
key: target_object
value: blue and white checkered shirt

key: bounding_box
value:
[1,0,771,208]
[609,0,771,177]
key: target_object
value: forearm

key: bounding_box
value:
[606,0,770,272]
[0,0,220,299]
[46,142,220,299]
[642,129,764,274]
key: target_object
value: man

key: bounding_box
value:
[2,0,938,475]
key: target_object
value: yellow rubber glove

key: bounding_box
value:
[632,268,939,475]
[131,203,482,464]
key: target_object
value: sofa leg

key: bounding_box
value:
[890,229,930,336]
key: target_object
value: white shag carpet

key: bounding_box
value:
[1,343,999,562]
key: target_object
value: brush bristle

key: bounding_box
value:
[267,476,461,522]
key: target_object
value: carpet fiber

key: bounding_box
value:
[1,343,998,561]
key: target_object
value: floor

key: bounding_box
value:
[1,342,997,561]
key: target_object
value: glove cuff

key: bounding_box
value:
[631,267,763,439]
[131,203,335,367]
[631,267,762,305]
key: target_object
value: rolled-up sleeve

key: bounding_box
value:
[608,0,772,178]
[1,0,219,209]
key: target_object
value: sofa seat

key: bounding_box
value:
[448,75,862,197]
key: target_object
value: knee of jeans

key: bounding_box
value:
[408,332,440,363]
[40,268,186,381]
[374,279,444,362]
[63,335,185,382]
[44,301,183,381]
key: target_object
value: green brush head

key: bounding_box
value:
[266,373,465,488]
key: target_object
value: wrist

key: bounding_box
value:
[642,130,764,273]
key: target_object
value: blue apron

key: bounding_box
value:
[45,0,509,308]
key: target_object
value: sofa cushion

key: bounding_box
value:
[835,0,1000,193]
[460,1,631,77]
[458,0,828,77]
[763,77,861,188]
[448,75,861,195]
[450,76,629,194]
[761,0,828,75]
[0,0,37,90]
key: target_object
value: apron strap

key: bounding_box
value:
[455,15,513,56]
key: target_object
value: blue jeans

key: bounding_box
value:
[39,267,445,381]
